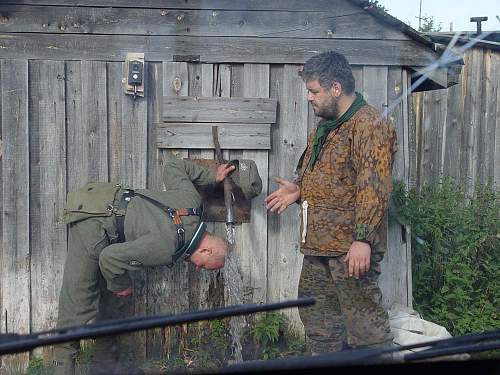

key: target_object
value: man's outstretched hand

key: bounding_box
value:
[265,178,300,214]
[216,163,236,183]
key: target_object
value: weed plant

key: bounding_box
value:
[391,179,499,337]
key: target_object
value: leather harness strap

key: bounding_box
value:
[114,189,202,250]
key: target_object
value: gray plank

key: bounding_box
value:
[66,60,108,191]
[162,96,277,124]
[107,61,148,360]
[108,62,148,187]
[362,66,388,113]
[402,69,413,306]
[407,71,418,190]
[0,59,30,370]
[352,65,364,93]
[185,63,224,345]
[380,67,410,308]
[461,49,483,192]
[1,5,408,40]
[238,64,269,307]
[420,90,447,185]
[0,0,398,12]
[107,62,124,182]
[145,61,164,359]
[494,52,500,188]
[479,49,498,184]
[150,62,190,355]
[267,64,308,333]
[442,77,464,182]
[30,61,67,336]
[0,34,439,66]
[157,123,271,149]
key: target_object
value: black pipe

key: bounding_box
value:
[223,329,500,373]
[0,297,315,355]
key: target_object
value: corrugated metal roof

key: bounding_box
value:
[424,32,500,52]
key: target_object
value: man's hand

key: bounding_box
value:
[344,241,371,279]
[265,178,300,214]
[216,163,236,183]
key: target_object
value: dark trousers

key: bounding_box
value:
[298,254,392,353]
[54,217,130,374]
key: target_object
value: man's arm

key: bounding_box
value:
[162,156,234,194]
[345,116,396,278]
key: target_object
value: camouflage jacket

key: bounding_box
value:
[296,105,397,255]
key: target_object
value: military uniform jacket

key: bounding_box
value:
[296,105,397,255]
[64,157,217,267]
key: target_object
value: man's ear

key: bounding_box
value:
[331,82,342,97]
[198,246,212,256]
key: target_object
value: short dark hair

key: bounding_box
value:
[300,51,355,94]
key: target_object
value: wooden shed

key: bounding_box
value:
[414,31,500,191]
[0,0,459,368]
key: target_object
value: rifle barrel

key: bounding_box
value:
[0,297,315,355]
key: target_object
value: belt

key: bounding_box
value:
[115,190,134,243]
[113,190,202,249]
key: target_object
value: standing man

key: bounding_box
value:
[54,155,262,374]
[265,51,397,353]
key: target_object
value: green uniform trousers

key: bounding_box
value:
[298,253,392,353]
[54,216,132,374]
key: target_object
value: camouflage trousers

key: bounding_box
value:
[298,253,392,353]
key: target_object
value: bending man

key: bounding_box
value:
[55,155,262,373]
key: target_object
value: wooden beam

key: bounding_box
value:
[0,34,439,66]
[0,5,408,40]
[157,123,271,149]
[0,0,373,12]
[162,96,277,123]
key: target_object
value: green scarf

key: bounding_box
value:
[308,92,367,171]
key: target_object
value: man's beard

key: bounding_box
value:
[314,97,339,120]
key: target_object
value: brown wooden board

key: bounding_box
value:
[1,5,408,40]
[162,96,277,124]
[0,34,438,66]
[186,159,251,223]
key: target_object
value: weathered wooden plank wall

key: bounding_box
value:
[414,48,500,190]
[0,0,444,370]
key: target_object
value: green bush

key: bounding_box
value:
[391,179,500,337]
[251,313,305,360]
[253,313,287,360]
[26,357,46,375]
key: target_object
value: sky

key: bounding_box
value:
[377,0,499,32]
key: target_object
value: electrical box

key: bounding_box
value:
[123,52,145,99]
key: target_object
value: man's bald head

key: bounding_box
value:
[188,232,229,270]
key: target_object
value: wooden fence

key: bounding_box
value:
[1,59,414,367]
[413,47,500,190]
